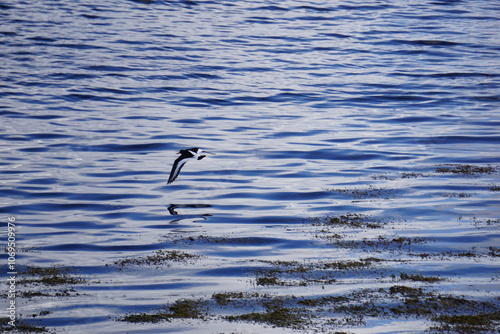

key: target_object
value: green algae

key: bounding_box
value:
[213,292,267,306]
[113,249,201,267]
[18,266,85,286]
[0,318,52,333]
[430,313,500,334]
[435,164,497,175]
[212,285,498,332]
[441,192,473,198]
[225,299,311,330]
[321,234,429,251]
[120,298,209,323]
[310,213,384,229]
[399,273,445,283]
[488,247,500,257]
[0,266,86,332]
[253,258,388,287]
[298,296,350,307]
[116,260,499,333]
[324,185,399,199]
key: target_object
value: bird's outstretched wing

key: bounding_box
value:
[167,155,190,184]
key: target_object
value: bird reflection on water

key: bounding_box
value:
[167,204,212,216]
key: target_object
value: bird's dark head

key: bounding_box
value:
[176,148,195,155]
[177,147,200,154]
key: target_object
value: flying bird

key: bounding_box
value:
[167,148,213,184]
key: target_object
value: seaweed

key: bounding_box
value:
[113,249,201,267]
[120,298,209,323]
[435,164,497,175]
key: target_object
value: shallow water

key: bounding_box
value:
[1,0,499,333]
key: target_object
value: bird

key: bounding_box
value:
[167,148,213,184]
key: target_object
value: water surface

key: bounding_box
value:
[1,0,499,333]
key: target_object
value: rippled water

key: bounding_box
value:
[1,0,499,333]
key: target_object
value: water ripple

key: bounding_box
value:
[1,0,498,333]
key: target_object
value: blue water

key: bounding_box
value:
[1,1,499,333]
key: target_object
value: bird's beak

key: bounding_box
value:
[204,151,215,155]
